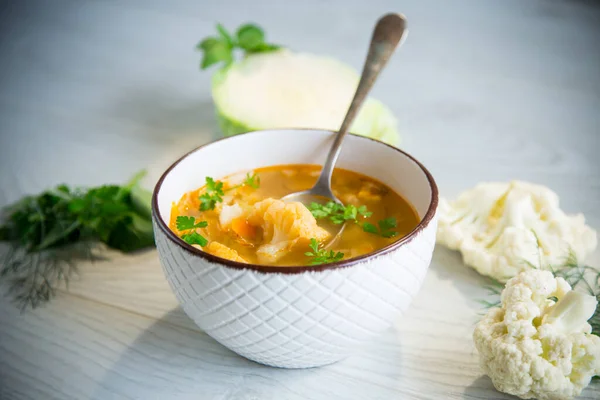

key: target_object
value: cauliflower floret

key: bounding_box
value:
[437,181,597,282]
[473,270,600,400]
[204,241,248,263]
[357,180,387,202]
[248,198,330,263]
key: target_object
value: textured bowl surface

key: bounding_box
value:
[152,129,438,368]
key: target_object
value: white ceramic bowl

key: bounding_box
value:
[152,129,438,369]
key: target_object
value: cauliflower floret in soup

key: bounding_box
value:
[248,199,330,263]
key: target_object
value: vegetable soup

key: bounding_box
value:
[169,165,419,266]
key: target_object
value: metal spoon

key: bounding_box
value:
[282,13,408,239]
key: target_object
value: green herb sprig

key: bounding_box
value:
[0,171,155,310]
[308,201,399,238]
[176,216,208,231]
[362,217,399,238]
[227,172,261,191]
[197,23,280,70]
[181,232,208,247]
[198,173,259,212]
[305,238,344,266]
[199,177,224,211]
[241,172,260,189]
[175,216,208,247]
[308,201,372,225]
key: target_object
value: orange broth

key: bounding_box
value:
[169,165,420,266]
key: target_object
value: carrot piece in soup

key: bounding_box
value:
[205,242,248,263]
[231,217,257,240]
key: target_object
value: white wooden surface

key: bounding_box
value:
[1,0,599,399]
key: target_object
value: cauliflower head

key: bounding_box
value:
[473,270,600,400]
[248,198,330,263]
[437,181,597,282]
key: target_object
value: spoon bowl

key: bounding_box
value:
[281,191,347,248]
[282,13,408,245]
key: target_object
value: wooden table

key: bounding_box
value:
[1,1,599,399]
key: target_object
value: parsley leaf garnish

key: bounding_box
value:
[175,216,208,247]
[243,172,261,189]
[181,232,208,247]
[226,172,262,192]
[305,238,344,265]
[198,173,259,211]
[308,201,399,239]
[308,201,372,225]
[362,217,398,238]
[175,216,208,231]
[197,23,280,70]
[362,222,377,234]
[199,177,224,211]
[357,205,372,218]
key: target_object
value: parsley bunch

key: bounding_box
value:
[197,23,280,70]
[305,238,344,266]
[0,171,155,310]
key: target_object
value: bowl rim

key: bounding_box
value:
[152,128,438,274]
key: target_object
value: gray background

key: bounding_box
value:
[0,1,599,399]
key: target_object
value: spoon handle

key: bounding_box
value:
[315,13,408,193]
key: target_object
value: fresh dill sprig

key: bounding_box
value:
[476,277,504,312]
[0,241,102,311]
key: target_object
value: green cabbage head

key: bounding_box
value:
[210,49,400,146]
